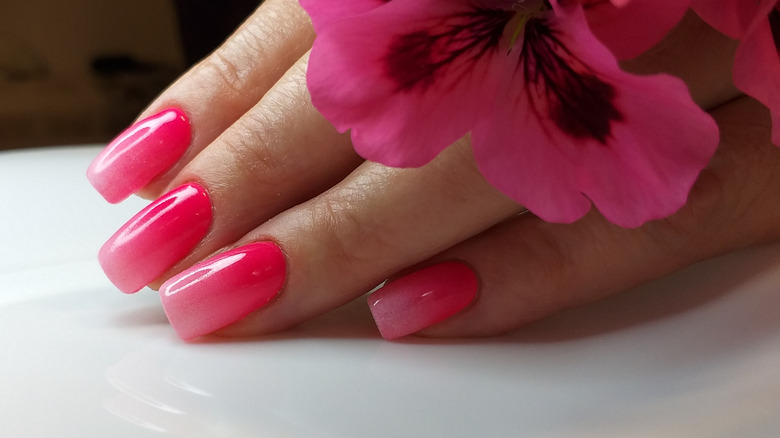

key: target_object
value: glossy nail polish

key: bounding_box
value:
[368,262,478,340]
[159,242,286,341]
[99,183,212,294]
[87,108,191,203]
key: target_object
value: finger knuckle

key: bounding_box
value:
[310,186,403,277]
[223,127,287,189]
[202,50,249,97]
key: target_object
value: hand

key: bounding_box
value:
[90,0,780,340]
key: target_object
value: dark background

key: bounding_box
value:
[175,0,262,66]
[0,0,262,151]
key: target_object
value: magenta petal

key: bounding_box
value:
[581,80,720,227]
[582,0,692,60]
[307,0,509,167]
[299,0,388,32]
[691,0,765,38]
[473,4,719,227]
[733,12,780,146]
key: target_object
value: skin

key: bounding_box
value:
[132,0,778,338]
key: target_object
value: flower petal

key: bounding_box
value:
[733,5,780,146]
[299,0,389,32]
[472,3,719,227]
[581,0,692,60]
[690,0,765,39]
[307,0,513,166]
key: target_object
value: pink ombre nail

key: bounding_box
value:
[99,183,212,294]
[87,108,191,203]
[368,262,478,340]
[159,242,286,341]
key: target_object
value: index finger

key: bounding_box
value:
[87,0,315,202]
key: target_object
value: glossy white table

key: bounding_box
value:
[1,146,779,437]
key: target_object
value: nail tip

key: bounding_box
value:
[119,285,144,295]
[163,301,221,342]
[377,329,405,341]
[98,253,138,294]
[101,267,147,294]
[368,261,478,340]
[87,166,136,204]
[98,183,213,295]
[173,327,200,342]
[85,107,192,203]
[159,242,286,341]
[102,189,130,205]
[99,258,148,294]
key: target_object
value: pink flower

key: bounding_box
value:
[692,0,780,146]
[302,0,719,227]
[582,0,693,59]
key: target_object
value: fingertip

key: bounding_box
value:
[159,242,286,341]
[86,107,192,203]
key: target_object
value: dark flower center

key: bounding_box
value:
[384,9,514,92]
[519,17,623,144]
[384,5,623,144]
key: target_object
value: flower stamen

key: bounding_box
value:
[507,1,549,52]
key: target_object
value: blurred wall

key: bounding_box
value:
[0,0,184,82]
[0,0,185,150]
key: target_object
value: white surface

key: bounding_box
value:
[1,146,780,437]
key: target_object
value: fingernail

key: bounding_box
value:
[99,183,212,294]
[368,262,478,340]
[159,242,286,341]
[87,108,191,203]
